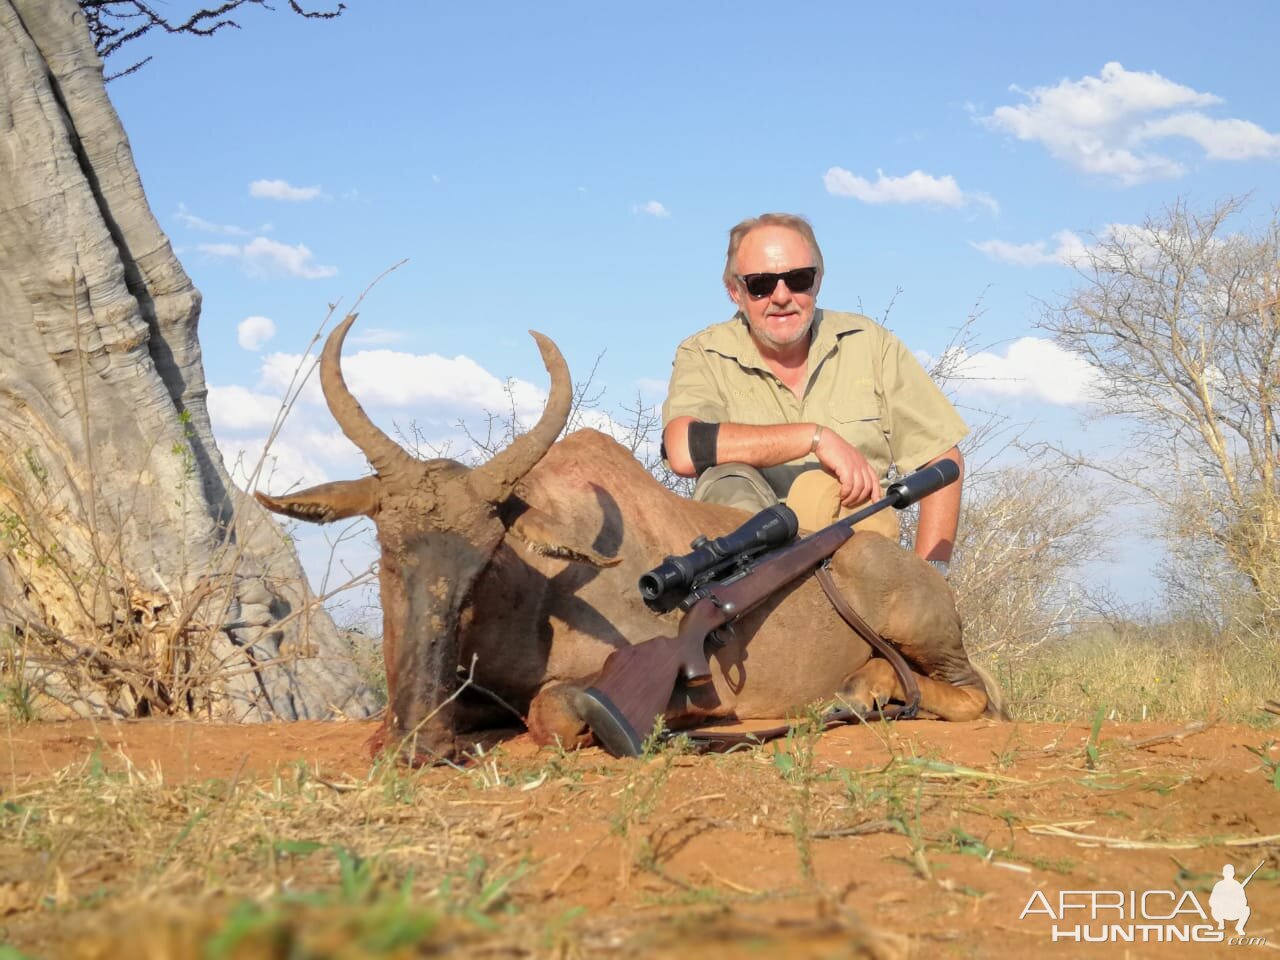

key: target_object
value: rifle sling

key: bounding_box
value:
[814,562,921,716]
[672,561,922,752]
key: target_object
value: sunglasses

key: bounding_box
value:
[737,266,819,299]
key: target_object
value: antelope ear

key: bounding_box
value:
[255,477,379,523]
[507,503,622,568]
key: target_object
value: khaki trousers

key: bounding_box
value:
[693,463,900,541]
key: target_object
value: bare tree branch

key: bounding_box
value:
[77,1,345,80]
[1038,197,1280,628]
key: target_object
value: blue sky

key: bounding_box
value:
[102,1,1280,610]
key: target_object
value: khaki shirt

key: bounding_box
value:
[662,309,968,498]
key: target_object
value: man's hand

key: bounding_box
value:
[813,428,878,507]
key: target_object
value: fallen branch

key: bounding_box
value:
[1025,821,1280,850]
[1118,719,1216,750]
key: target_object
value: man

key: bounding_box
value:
[661,212,966,573]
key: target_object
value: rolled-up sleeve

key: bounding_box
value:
[662,342,728,426]
[880,337,969,471]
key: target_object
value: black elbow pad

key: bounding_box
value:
[687,421,720,476]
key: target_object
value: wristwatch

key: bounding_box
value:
[928,559,951,579]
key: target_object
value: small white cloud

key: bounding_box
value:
[207,384,283,431]
[237,315,277,350]
[199,236,337,280]
[980,62,1279,184]
[249,178,326,202]
[941,337,1101,405]
[198,241,242,258]
[633,200,671,218]
[175,202,251,236]
[823,167,997,212]
[348,327,409,347]
[971,229,1087,266]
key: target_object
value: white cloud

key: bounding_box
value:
[223,431,356,496]
[942,337,1101,405]
[174,202,252,236]
[198,236,337,279]
[256,349,550,422]
[633,200,671,218]
[207,384,283,432]
[981,62,1280,184]
[237,315,277,351]
[823,167,997,212]
[973,221,1204,270]
[971,229,1087,266]
[199,241,241,258]
[210,345,572,497]
[249,178,326,202]
[1135,112,1280,160]
[348,327,410,347]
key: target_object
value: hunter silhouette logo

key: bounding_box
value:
[1211,861,1263,936]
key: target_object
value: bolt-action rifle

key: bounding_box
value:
[575,459,960,757]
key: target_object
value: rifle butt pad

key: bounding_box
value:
[575,687,644,757]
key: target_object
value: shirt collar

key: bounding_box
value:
[702,309,869,373]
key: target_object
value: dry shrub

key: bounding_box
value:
[921,305,1111,663]
[0,452,233,721]
[0,299,378,725]
[1004,616,1280,724]
[950,462,1108,658]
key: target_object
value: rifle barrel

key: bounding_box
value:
[1242,859,1266,886]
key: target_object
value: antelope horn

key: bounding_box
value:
[321,313,417,477]
[469,331,571,505]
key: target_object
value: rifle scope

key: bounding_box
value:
[638,504,799,614]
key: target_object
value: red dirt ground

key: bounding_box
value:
[2,716,1278,958]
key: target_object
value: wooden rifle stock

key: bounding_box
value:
[576,458,960,757]
[577,524,852,756]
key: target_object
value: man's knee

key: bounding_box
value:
[692,463,779,513]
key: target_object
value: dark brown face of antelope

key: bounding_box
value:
[373,464,508,759]
[255,314,572,763]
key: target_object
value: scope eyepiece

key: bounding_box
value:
[638,504,798,613]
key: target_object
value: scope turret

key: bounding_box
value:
[638,504,798,613]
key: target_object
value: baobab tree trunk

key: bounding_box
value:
[0,0,376,720]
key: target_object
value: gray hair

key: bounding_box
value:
[723,212,825,289]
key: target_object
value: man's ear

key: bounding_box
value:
[725,280,744,308]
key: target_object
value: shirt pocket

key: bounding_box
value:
[828,381,881,426]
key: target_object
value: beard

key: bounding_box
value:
[747,306,814,352]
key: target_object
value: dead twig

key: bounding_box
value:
[1118,718,1217,750]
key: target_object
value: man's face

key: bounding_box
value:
[728,225,821,353]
